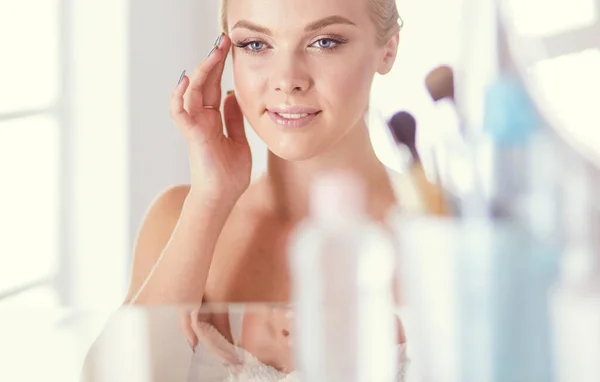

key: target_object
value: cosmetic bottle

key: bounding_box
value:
[288,172,398,382]
[482,76,558,382]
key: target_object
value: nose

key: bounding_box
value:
[271,53,311,94]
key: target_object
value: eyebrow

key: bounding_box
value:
[305,15,356,32]
[231,15,356,36]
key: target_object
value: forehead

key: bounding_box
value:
[226,0,373,32]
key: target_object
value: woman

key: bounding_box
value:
[126,0,407,377]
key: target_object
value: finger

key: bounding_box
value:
[223,92,247,144]
[202,34,232,108]
[178,308,198,351]
[397,316,407,344]
[191,319,242,365]
[185,39,226,114]
[170,75,193,130]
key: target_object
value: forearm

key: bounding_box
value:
[128,194,233,305]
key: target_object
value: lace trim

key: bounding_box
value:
[188,321,409,381]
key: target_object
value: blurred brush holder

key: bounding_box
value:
[390,214,561,382]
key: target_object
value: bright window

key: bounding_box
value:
[0,115,61,295]
[0,0,60,113]
[533,48,600,154]
[506,0,597,37]
[0,0,61,306]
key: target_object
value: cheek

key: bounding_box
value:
[313,56,375,113]
[232,60,269,112]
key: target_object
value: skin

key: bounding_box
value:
[230,0,387,161]
[122,0,403,373]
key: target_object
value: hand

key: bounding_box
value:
[170,34,252,207]
[178,307,243,367]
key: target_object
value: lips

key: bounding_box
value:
[275,112,311,119]
[267,105,322,129]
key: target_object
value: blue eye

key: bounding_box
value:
[233,36,346,55]
[232,40,270,55]
[314,39,337,49]
[248,41,265,51]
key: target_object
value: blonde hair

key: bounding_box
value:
[220,0,401,45]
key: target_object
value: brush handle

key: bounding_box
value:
[410,164,449,216]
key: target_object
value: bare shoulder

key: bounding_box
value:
[125,184,191,302]
[138,184,191,239]
[152,184,190,213]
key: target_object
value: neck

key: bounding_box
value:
[262,119,396,221]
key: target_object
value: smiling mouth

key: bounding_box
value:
[274,112,313,119]
[266,110,322,129]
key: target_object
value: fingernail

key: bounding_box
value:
[226,89,235,96]
[177,70,186,85]
[215,33,224,47]
[207,33,224,57]
[207,46,217,57]
[187,339,195,352]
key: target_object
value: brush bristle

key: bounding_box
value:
[389,111,419,162]
[425,65,455,102]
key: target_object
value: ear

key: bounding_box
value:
[377,32,400,75]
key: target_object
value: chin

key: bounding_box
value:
[266,143,321,162]
[250,119,324,162]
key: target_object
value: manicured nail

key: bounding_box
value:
[187,339,195,352]
[215,33,224,47]
[207,33,224,57]
[226,89,234,96]
[177,70,186,85]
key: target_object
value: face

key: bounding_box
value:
[226,0,398,161]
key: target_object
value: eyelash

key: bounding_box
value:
[232,36,349,55]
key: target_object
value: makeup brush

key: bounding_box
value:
[425,64,465,138]
[425,65,455,102]
[389,112,420,163]
[389,111,448,216]
[423,65,469,206]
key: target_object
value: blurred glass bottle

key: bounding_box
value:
[452,0,562,381]
[288,172,398,382]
